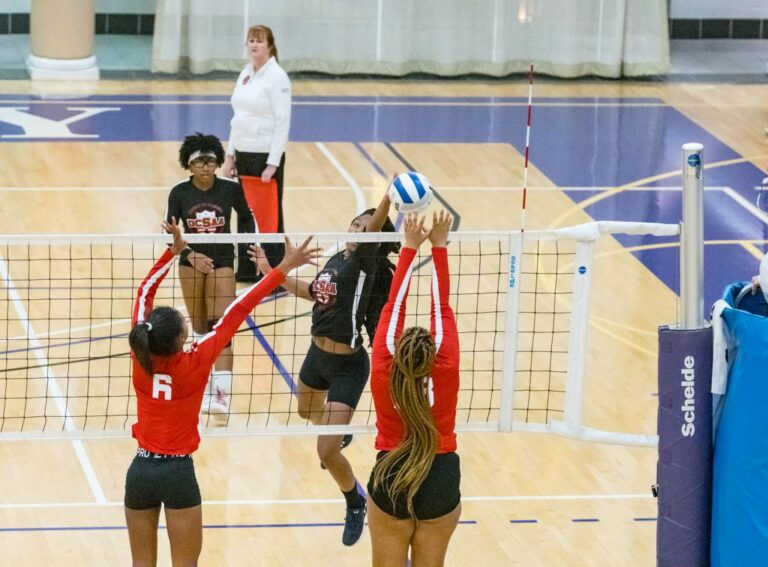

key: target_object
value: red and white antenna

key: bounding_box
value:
[520,63,534,233]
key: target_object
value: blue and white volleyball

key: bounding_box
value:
[388,171,434,213]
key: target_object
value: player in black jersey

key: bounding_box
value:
[249,192,399,546]
[166,133,256,418]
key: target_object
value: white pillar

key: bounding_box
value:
[26,0,99,80]
[680,142,704,329]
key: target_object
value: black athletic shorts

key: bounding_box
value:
[124,448,201,510]
[298,342,370,409]
[179,247,235,271]
[367,451,461,520]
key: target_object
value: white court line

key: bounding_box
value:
[0,255,107,503]
[3,304,192,342]
[720,186,768,225]
[1,318,132,342]
[314,142,367,214]
[0,493,652,510]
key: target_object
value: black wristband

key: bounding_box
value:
[180,247,193,260]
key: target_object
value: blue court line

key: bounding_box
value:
[353,142,389,179]
[245,314,298,395]
[633,517,657,522]
[0,94,666,104]
[571,518,600,523]
[510,519,539,524]
[0,519,478,533]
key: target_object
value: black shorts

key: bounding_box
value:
[179,252,235,270]
[298,342,370,408]
[124,449,201,510]
[367,451,461,520]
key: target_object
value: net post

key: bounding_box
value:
[563,239,596,431]
[499,232,522,432]
[681,142,705,329]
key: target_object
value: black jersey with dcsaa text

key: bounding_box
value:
[166,176,254,268]
[309,243,379,348]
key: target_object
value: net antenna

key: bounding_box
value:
[521,63,534,235]
[499,64,535,432]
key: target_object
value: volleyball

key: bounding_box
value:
[388,171,434,213]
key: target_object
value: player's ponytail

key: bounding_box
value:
[128,307,185,376]
[363,210,400,344]
[371,326,438,518]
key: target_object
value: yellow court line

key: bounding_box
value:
[588,319,657,358]
[586,239,768,350]
[548,154,768,229]
[595,239,768,259]
[589,314,658,338]
[740,242,766,260]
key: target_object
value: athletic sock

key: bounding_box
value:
[342,485,365,509]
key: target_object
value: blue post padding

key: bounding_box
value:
[657,326,713,567]
[711,308,768,567]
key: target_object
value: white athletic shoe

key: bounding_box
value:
[200,372,216,414]
[208,370,232,419]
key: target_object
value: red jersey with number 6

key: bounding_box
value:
[370,246,460,453]
[130,248,285,454]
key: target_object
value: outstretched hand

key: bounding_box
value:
[428,210,453,248]
[403,212,431,249]
[247,244,273,276]
[162,217,188,256]
[276,236,323,273]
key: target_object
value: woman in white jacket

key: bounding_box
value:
[223,25,291,282]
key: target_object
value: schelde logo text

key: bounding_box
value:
[680,355,695,437]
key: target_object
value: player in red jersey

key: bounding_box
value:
[368,211,461,567]
[124,218,320,566]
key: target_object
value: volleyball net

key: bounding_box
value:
[0,221,678,443]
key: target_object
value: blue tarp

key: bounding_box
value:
[711,285,768,566]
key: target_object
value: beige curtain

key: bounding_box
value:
[152,0,669,78]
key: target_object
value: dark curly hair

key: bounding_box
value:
[178,132,225,170]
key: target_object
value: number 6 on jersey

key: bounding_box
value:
[152,374,173,400]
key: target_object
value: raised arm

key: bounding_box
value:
[196,236,321,364]
[429,211,457,357]
[132,218,187,326]
[373,246,416,357]
[247,243,312,300]
[372,213,430,357]
[366,191,392,234]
